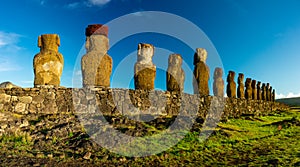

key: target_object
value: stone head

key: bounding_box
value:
[168,54,182,66]
[257,81,261,88]
[227,71,235,82]
[38,34,60,52]
[85,35,109,53]
[267,83,270,89]
[137,43,154,64]
[194,48,207,64]
[238,73,244,84]
[245,78,252,87]
[214,67,223,79]
[251,80,257,88]
[262,83,266,89]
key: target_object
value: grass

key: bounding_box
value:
[0,108,299,166]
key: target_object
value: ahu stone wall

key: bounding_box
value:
[0,87,289,120]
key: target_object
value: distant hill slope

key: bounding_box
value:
[276,97,300,107]
[0,81,20,88]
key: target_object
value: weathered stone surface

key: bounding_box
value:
[251,80,257,100]
[0,82,20,88]
[134,43,156,90]
[81,25,112,87]
[0,94,11,103]
[166,54,185,92]
[272,89,276,101]
[193,48,209,95]
[226,71,236,98]
[262,83,267,100]
[245,78,252,100]
[266,83,270,101]
[15,102,26,113]
[237,73,245,99]
[257,81,262,100]
[34,34,64,87]
[213,67,224,97]
[19,96,33,104]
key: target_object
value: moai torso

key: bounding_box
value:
[237,73,245,99]
[262,83,267,100]
[251,80,257,100]
[33,34,64,87]
[213,67,224,97]
[226,71,236,98]
[193,48,210,95]
[272,89,275,101]
[266,83,270,101]
[134,43,156,90]
[257,81,262,100]
[269,86,273,102]
[167,54,185,92]
[245,78,252,100]
[81,24,112,87]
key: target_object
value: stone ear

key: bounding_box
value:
[38,36,42,48]
[56,35,60,46]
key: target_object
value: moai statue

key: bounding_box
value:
[257,81,262,100]
[266,83,270,101]
[193,48,210,95]
[269,86,273,101]
[81,24,112,87]
[167,54,185,92]
[245,78,252,100]
[134,43,156,90]
[251,80,257,100]
[262,83,267,100]
[226,71,236,98]
[213,67,224,97]
[237,73,245,99]
[272,89,276,101]
[33,34,64,87]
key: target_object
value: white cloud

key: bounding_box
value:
[0,32,21,48]
[0,31,23,72]
[276,92,300,99]
[87,0,111,6]
[66,2,81,9]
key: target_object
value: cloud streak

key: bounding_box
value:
[87,0,111,6]
[276,92,300,99]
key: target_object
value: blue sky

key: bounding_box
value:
[0,0,300,98]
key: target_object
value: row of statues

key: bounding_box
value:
[32,24,275,101]
[226,71,275,101]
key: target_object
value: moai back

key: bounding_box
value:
[134,43,156,90]
[166,54,185,92]
[245,78,252,100]
[193,48,210,95]
[237,73,245,99]
[213,67,224,97]
[226,71,236,98]
[33,34,64,87]
[81,24,112,87]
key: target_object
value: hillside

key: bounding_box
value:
[277,97,300,107]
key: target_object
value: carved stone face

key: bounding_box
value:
[195,48,207,63]
[85,35,109,53]
[227,71,235,82]
[245,78,252,87]
[38,34,60,52]
[137,43,154,64]
[251,80,257,88]
[169,54,182,66]
[238,73,244,84]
